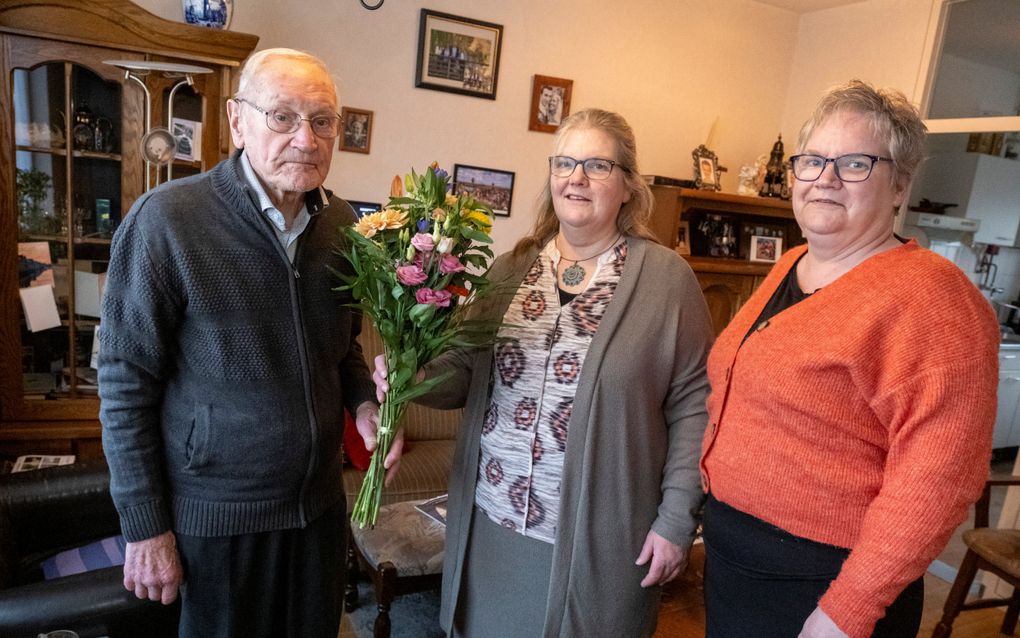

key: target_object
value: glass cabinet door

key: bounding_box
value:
[14,61,122,400]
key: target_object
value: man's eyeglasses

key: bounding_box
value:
[789,153,893,183]
[549,156,629,181]
[233,97,342,139]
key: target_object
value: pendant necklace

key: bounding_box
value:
[558,234,622,287]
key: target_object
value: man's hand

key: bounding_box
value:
[798,606,849,638]
[123,530,183,604]
[354,400,404,485]
[635,529,688,588]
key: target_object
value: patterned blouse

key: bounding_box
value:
[474,237,627,543]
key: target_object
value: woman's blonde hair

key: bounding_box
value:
[513,108,657,256]
[796,79,927,186]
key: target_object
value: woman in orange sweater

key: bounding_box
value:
[699,79,1000,638]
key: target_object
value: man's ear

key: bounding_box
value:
[226,99,245,149]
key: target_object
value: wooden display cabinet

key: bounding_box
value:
[650,186,802,335]
[0,0,257,461]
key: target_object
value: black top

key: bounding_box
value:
[743,257,812,342]
[559,288,578,306]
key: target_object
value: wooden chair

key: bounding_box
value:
[344,501,445,638]
[932,473,1020,637]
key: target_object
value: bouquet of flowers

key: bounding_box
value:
[339,163,495,527]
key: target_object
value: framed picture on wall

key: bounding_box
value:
[750,235,782,263]
[339,107,373,154]
[453,164,515,217]
[528,75,573,133]
[415,10,503,100]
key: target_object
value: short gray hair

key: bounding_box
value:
[797,79,927,185]
[235,47,337,103]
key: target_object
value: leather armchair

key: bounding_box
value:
[0,459,179,638]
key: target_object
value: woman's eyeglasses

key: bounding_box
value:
[549,156,629,180]
[789,153,893,183]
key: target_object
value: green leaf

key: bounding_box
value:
[460,227,493,244]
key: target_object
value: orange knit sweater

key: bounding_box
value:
[700,241,999,637]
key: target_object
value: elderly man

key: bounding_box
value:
[99,48,393,636]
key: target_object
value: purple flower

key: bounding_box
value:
[411,232,434,252]
[439,253,465,274]
[432,166,449,180]
[396,264,428,286]
[415,287,452,307]
[417,219,429,232]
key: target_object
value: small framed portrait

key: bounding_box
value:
[692,144,720,191]
[528,75,573,133]
[453,163,515,217]
[141,127,177,166]
[415,9,503,100]
[339,107,373,154]
[675,221,691,255]
[750,235,782,263]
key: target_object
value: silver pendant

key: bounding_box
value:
[562,262,586,286]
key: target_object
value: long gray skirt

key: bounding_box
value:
[450,507,554,637]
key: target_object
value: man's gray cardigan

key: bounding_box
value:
[98,153,375,542]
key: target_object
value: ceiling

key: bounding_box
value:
[752,0,866,13]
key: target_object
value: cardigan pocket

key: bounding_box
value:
[183,402,212,471]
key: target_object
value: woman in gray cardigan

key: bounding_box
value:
[377,109,713,636]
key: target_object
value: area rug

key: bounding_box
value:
[342,580,444,638]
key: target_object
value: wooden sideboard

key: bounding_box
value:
[649,186,802,335]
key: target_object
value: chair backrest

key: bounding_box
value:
[356,321,462,441]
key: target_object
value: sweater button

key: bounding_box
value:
[756,320,769,332]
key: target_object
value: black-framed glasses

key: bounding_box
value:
[549,155,629,180]
[233,97,342,139]
[789,153,893,183]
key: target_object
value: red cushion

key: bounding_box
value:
[343,410,372,471]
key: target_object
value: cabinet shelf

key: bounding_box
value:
[16,144,67,156]
[72,149,122,161]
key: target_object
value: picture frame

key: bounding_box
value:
[171,117,201,161]
[528,75,573,133]
[453,163,515,217]
[675,221,691,255]
[750,235,782,263]
[339,107,373,154]
[415,9,503,100]
[692,144,720,191]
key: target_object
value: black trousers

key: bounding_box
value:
[175,503,345,638]
[703,494,923,638]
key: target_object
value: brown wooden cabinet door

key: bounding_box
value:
[694,272,756,336]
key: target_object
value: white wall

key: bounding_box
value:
[134,0,800,254]
[779,0,936,148]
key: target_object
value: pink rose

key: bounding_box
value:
[439,253,465,274]
[396,264,428,286]
[415,287,452,307]
[410,232,434,252]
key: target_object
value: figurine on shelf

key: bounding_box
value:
[759,134,786,198]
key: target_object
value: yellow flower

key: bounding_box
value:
[445,193,459,207]
[464,209,493,234]
[354,209,408,238]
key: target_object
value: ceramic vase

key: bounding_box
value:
[182,0,233,29]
